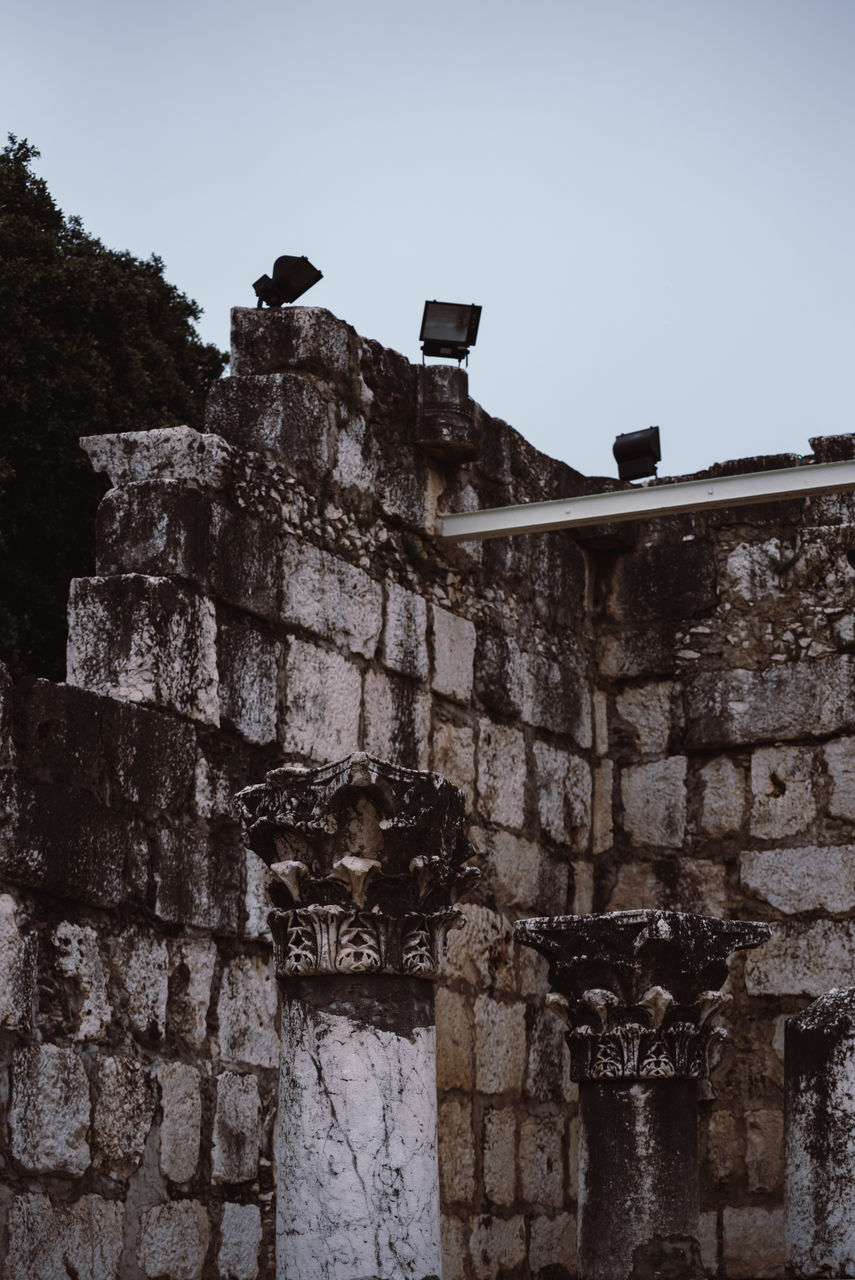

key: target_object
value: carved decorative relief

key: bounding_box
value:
[514,910,770,1081]
[235,754,478,980]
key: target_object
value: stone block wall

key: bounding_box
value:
[1,301,853,1277]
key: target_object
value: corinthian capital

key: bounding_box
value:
[514,910,770,1081]
[235,753,478,979]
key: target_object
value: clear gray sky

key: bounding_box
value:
[2,0,853,480]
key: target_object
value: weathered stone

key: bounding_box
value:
[167,936,216,1049]
[621,756,687,847]
[607,538,717,624]
[218,1203,263,1280]
[0,894,35,1029]
[607,859,727,917]
[444,903,515,994]
[474,627,527,718]
[432,605,476,704]
[158,1061,202,1183]
[741,844,855,914]
[216,955,278,1069]
[722,1206,784,1279]
[93,1055,155,1177]
[3,1193,124,1280]
[698,754,745,837]
[230,305,357,380]
[600,626,676,681]
[109,929,169,1039]
[823,735,855,820]
[520,1116,564,1208]
[477,719,527,829]
[53,921,109,1040]
[432,720,476,804]
[205,370,335,471]
[362,668,430,770]
[744,919,855,996]
[529,1212,576,1277]
[82,425,232,489]
[473,827,542,917]
[592,760,614,855]
[212,1071,261,1184]
[483,1108,516,1206]
[441,1214,469,1280]
[615,681,672,754]
[533,740,592,848]
[217,617,280,746]
[10,1044,91,1175]
[746,1108,783,1193]
[279,639,362,760]
[525,1004,575,1104]
[382,581,429,678]
[244,848,274,941]
[750,744,816,838]
[438,1096,475,1203]
[474,996,526,1094]
[280,538,382,658]
[154,823,240,932]
[137,1200,210,1280]
[685,655,855,748]
[435,987,473,1091]
[68,575,219,724]
[705,1110,740,1185]
[468,1214,526,1280]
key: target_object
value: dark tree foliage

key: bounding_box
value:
[0,136,228,679]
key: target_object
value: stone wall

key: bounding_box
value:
[1,302,853,1277]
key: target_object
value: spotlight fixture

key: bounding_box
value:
[419,301,481,364]
[613,426,662,481]
[253,256,323,308]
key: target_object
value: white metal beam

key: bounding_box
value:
[436,460,855,543]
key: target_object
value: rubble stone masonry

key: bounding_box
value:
[1,304,854,1277]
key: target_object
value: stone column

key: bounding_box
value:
[236,752,478,1280]
[786,988,855,1277]
[514,910,770,1280]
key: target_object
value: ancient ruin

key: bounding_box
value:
[2,302,855,1277]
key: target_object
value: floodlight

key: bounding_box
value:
[420,301,481,363]
[613,427,661,481]
[253,256,323,308]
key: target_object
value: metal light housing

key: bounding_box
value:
[253,256,323,308]
[420,301,481,362]
[613,426,662,481]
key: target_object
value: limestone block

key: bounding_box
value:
[217,617,280,746]
[607,538,717,625]
[379,456,443,533]
[93,1055,154,1177]
[524,646,593,747]
[10,1045,91,1175]
[593,690,608,754]
[474,627,527,718]
[474,996,526,1094]
[529,1213,576,1276]
[698,1212,718,1276]
[684,655,855,749]
[3,1193,124,1280]
[212,1071,261,1184]
[167,937,216,1049]
[244,849,274,941]
[113,700,198,812]
[474,828,542,916]
[438,1096,475,1203]
[205,371,335,471]
[82,425,232,489]
[432,605,476,704]
[698,755,745,836]
[444,903,515,993]
[525,1005,575,1104]
[722,1206,784,1279]
[280,639,361,761]
[533,740,592,847]
[441,1215,469,1280]
[468,1214,526,1280]
[741,844,855,914]
[382,581,429,678]
[745,920,855,996]
[154,824,240,933]
[281,539,382,658]
[362,668,430,770]
[615,681,672,754]
[520,1116,564,1208]
[750,745,816,839]
[432,721,476,805]
[137,1201,210,1280]
[436,987,473,1091]
[621,756,687,847]
[483,1108,516,1206]
[600,626,675,681]
[0,894,35,1030]
[572,860,595,914]
[477,719,527,829]
[333,413,378,491]
[158,1061,201,1182]
[229,305,356,380]
[217,955,278,1069]
[109,929,168,1039]
[52,921,109,1040]
[218,1203,262,1280]
[824,736,855,820]
[607,858,727,917]
[592,760,614,855]
[208,502,282,621]
[705,1110,741,1185]
[67,576,219,725]
[96,481,210,583]
[746,1108,783,1193]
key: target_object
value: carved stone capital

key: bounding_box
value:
[514,910,770,1081]
[235,753,478,981]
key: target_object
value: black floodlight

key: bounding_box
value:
[253,256,323,308]
[420,301,481,363]
[613,426,662,481]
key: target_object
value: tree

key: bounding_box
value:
[0,137,228,679]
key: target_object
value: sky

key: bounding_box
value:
[2,0,853,481]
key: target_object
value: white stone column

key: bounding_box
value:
[236,753,478,1280]
[786,988,855,1277]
